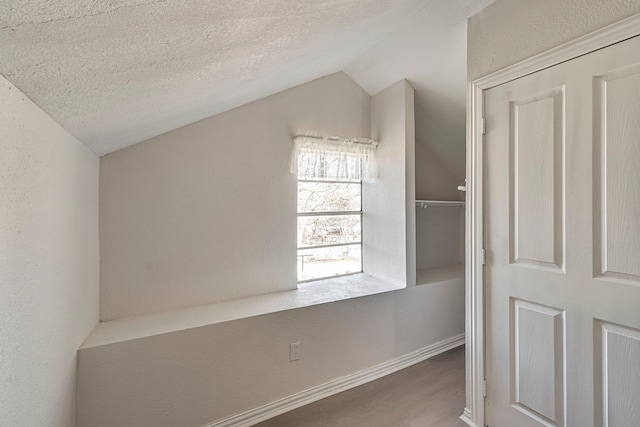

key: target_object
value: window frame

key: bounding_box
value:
[296,178,363,283]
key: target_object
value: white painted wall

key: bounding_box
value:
[0,76,99,427]
[416,206,464,270]
[404,82,417,288]
[79,74,465,426]
[415,141,461,201]
[77,282,464,427]
[468,0,640,80]
[99,72,371,320]
[364,79,416,287]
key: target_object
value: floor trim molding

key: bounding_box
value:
[459,408,474,427]
[203,333,465,427]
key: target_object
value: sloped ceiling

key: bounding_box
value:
[347,0,496,182]
[1,0,495,171]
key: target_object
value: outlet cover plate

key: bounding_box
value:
[290,342,301,361]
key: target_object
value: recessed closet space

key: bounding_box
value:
[414,138,465,286]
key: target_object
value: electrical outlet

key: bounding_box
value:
[290,341,301,361]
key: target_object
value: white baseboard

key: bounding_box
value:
[460,408,475,426]
[204,333,465,427]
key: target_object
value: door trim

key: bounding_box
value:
[464,12,640,427]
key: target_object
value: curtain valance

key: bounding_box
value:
[290,134,378,181]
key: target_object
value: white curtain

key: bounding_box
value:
[290,135,378,181]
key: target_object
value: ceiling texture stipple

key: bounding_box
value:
[1,0,495,164]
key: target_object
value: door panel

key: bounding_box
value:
[510,88,565,271]
[485,60,573,427]
[485,35,640,427]
[595,321,640,427]
[511,298,566,425]
[594,65,640,282]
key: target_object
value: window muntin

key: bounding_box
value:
[297,179,362,282]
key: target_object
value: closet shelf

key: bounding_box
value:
[416,264,464,286]
[415,200,465,208]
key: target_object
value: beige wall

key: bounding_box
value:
[414,141,461,201]
[0,76,99,427]
[99,72,371,320]
[364,79,416,287]
[416,206,464,270]
[77,282,464,427]
[79,75,465,426]
[468,0,640,80]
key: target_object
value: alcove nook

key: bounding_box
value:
[413,117,466,287]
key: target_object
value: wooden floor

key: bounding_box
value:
[253,346,467,427]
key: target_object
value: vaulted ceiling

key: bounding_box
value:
[1,0,495,178]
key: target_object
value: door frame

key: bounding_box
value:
[463,12,640,427]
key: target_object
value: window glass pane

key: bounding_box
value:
[297,244,362,282]
[297,215,361,248]
[298,182,361,213]
[297,151,363,182]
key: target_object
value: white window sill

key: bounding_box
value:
[80,273,404,350]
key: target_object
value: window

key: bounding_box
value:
[297,178,362,282]
[291,134,377,282]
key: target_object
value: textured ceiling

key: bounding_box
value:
[1,0,495,163]
[1,0,425,154]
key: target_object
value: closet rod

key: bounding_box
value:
[415,200,465,208]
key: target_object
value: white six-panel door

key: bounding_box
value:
[484,34,640,427]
